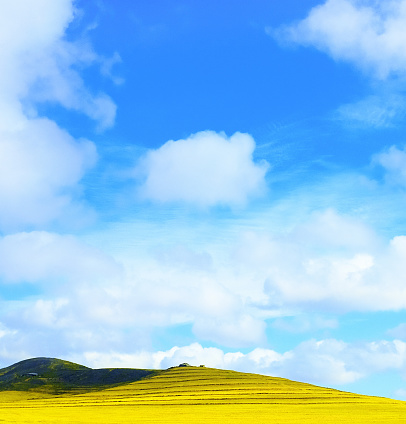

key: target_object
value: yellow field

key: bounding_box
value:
[0,366,405,423]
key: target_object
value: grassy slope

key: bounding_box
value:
[0,366,405,423]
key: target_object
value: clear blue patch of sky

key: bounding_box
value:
[339,311,406,342]
[151,323,196,351]
[60,0,367,150]
[0,283,42,301]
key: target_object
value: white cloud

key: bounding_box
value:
[0,234,266,348]
[25,298,71,328]
[3,210,406,360]
[276,339,406,385]
[0,323,16,339]
[2,209,406,359]
[273,0,406,79]
[388,323,406,339]
[0,0,116,129]
[0,0,73,100]
[272,315,338,333]
[276,1,406,128]
[136,131,269,207]
[193,314,267,348]
[76,344,231,370]
[336,94,406,127]
[68,339,406,388]
[373,144,406,186]
[292,208,378,250]
[395,388,406,400]
[0,0,118,230]
[75,343,273,371]
[0,119,97,230]
[230,210,406,312]
[100,52,124,86]
[0,231,121,285]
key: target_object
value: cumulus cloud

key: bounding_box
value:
[136,131,269,207]
[0,119,97,230]
[273,0,406,79]
[0,0,116,129]
[230,209,406,312]
[0,0,117,230]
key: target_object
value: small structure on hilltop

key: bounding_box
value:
[178,363,190,367]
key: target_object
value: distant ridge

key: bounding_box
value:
[0,357,157,394]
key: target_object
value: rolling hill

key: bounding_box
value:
[0,358,405,423]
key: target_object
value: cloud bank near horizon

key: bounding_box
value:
[2,210,406,365]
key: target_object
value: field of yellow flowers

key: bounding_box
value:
[0,366,405,423]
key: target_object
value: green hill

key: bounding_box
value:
[0,357,157,394]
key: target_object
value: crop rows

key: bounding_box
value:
[0,366,405,423]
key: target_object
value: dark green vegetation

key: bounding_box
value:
[0,357,157,394]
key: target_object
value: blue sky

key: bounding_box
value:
[2,0,406,401]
